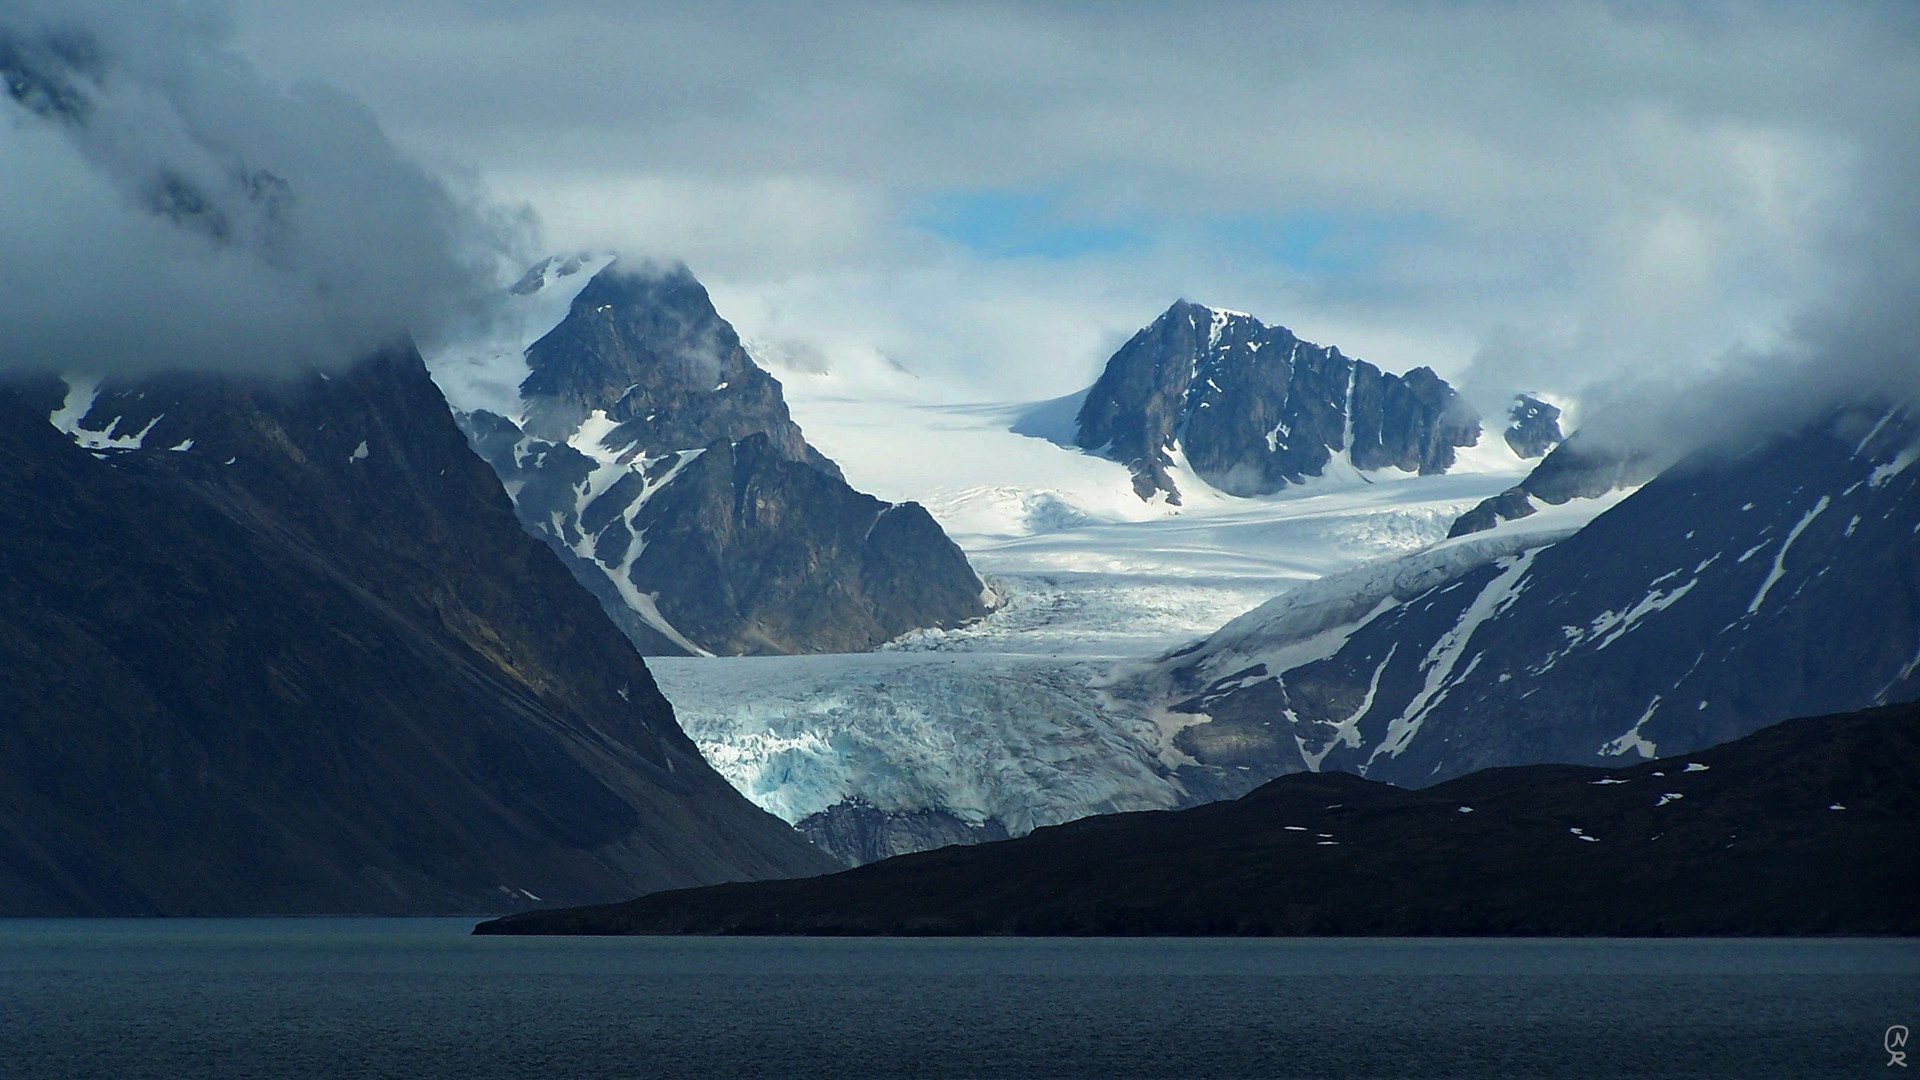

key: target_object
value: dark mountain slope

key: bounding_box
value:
[476,702,1920,936]
[0,350,835,916]
[588,432,984,656]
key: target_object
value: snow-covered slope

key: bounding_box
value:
[1130,405,1920,791]
[750,343,1545,653]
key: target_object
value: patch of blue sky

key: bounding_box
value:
[914,189,1431,279]
[912,188,1144,259]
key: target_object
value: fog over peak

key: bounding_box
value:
[1516,97,1920,465]
[0,0,526,378]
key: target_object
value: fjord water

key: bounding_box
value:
[0,920,1910,1080]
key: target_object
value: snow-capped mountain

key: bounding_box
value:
[447,259,989,656]
[1074,300,1483,502]
[2,352,834,914]
[1126,404,1920,792]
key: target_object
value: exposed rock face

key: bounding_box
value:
[515,265,840,479]
[477,703,1920,937]
[1448,429,1658,537]
[1147,405,1920,792]
[1074,301,1481,502]
[462,262,988,655]
[1504,393,1563,458]
[797,802,1011,867]
[0,352,836,916]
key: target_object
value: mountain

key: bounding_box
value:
[1074,301,1482,503]
[1132,404,1920,792]
[474,700,1920,936]
[457,261,989,655]
[0,350,836,916]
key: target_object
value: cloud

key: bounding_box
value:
[217,1,1914,416]
[10,0,1908,435]
[1496,20,1920,462]
[0,0,527,376]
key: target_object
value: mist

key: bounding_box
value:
[1509,81,1920,467]
[0,0,526,378]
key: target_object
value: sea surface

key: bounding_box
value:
[0,919,1912,1079]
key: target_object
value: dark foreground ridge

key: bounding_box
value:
[0,353,834,916]
[477,702,1920,936]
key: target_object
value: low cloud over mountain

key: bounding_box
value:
[0,0,522,377]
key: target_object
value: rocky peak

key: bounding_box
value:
[1504,393,1564,458]
[517,261,838,478]
[1,28,98,125]
[508,253,593,296]
[1076,301,1481,502]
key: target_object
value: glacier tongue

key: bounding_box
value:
[658,650,1181,834]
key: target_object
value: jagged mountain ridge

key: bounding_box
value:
[0,351,836,915]
[1148,404,1920,791]
[460,261,989,656]
[1075,301,1482,502]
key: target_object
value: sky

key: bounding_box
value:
[3,1,1915,425]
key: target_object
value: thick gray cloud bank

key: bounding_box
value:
[1551,65,1920,460]
[221,0,1917,453]
[0,0,523,376]
[6,0,1915,460]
